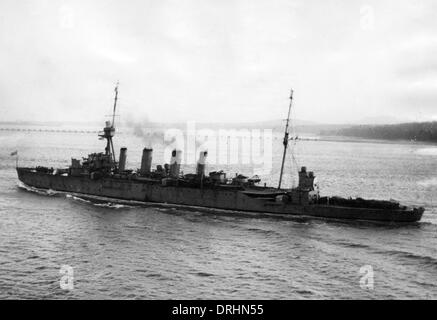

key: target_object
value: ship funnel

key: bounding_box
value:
[140,148,153,175]
[119,147,127,171]
[196,151,208,177]
[298,166,316,190]
[169,149,182,178]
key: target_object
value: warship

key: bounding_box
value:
[16,85,424,222]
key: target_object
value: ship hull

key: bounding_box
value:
[17,168,424,223]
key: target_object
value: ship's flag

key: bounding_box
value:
[10,150,18,156]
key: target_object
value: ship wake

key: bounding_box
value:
[17,181,135,209]
[17,181,60,196]
[66,194,135,209]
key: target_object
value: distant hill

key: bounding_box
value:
[5,120,435,143]
[320,122,437,143]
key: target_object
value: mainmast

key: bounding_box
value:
[278,88,293,189]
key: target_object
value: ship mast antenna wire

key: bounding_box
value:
[290,141,299,187]
[278,88,293,189]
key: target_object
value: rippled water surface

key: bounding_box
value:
[0,128,436,299]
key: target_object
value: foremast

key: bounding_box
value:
[98,82,119,169]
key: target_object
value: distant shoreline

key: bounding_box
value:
[312,136,437,146]
[1,127,436,147]
[319,121,437,145]
[2,121,437,146]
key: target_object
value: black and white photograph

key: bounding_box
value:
[0,0,436,304]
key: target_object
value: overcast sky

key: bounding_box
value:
[0,0,436,124]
